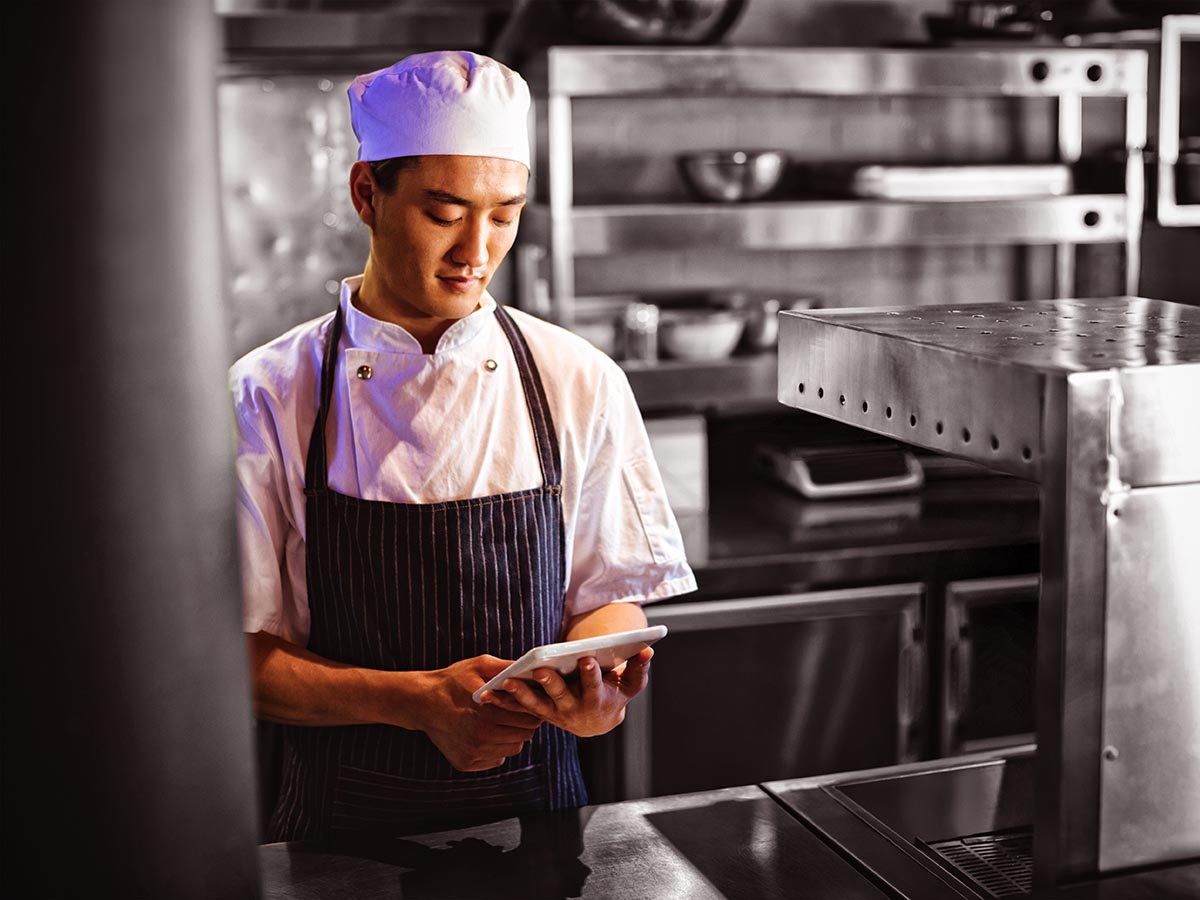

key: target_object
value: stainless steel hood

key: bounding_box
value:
[777,297,1200,889]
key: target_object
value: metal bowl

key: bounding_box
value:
[678,150,788,202]
[658,309,746,361]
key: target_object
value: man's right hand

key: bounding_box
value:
[414,655,544,772]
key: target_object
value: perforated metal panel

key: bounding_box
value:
[778,297,1200,482]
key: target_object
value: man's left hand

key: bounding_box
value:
[479,648,652,738]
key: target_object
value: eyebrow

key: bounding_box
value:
[424,189,527,208]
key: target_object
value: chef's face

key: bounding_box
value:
[352,154,528,324]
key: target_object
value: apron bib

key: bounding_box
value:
[268,304,587,841]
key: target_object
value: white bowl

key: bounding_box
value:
[659,310,745,361]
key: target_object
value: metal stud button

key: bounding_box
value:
[356,365,373,380]
[484,359,498,372]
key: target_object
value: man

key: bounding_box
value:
[230,50,696,842]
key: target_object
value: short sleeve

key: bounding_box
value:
[563,369,697,618]
[231,380,311,646]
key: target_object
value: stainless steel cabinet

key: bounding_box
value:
[613,583,926,800]
[942,574,1039,757]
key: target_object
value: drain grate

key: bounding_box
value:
[925,828,1033,898]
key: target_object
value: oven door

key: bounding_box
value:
[941,575,1039,757]
[613,583,926,800]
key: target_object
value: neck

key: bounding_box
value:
[355,261,457,354]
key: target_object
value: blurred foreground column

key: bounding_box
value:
[4,1,261,897]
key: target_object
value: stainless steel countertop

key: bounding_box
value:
[259,785,889,900]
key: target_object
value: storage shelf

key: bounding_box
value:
[621,353,779,414]
[525,44,1150,386]
[526,195,1131,255]
[544,46,1148,98]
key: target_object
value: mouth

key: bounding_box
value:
[437,274,483,293]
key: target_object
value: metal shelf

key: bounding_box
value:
[530,44,1150,328]
[621,352,779,414]
[525,195,1131,255]
[544,46,1147,98]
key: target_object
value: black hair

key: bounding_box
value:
[368,156,421,193]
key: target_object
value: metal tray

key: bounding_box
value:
[849,165,1073,201]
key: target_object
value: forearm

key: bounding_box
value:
[564,601,647,641]
[247,630,428,729]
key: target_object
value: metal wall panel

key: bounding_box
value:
[1100,483,1200,870]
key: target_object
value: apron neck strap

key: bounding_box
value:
[495,305,562,489]
[304,305,344,492]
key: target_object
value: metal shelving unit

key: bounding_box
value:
[531,45,1149,326]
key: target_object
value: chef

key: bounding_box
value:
[230,50,697,842]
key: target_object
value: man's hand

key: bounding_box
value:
[415,655,545,772]
[479,647,652,739]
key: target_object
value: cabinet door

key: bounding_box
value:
[616,584,925,800]
[942,575,1039,757]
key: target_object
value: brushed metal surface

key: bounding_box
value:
[546,47,1148,98]
[1111,362,1200,487]
[777,298,1200,479]
[777,294,1200,887]
[564,196,1130,255]
[1100,483,1200,870]
[1035,372,1111,884]
[622,584,926,800]
[259,787,890,900]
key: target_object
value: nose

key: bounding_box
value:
[450,218,489,271]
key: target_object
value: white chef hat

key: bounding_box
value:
[348,51,531,168]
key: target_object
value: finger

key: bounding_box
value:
[480,701,544,728]
[502,677,556,716]
[481,690,532,715]
[578,656,603,705]
[532,668,576,708]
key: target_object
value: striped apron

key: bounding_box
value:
[267,304,588,842]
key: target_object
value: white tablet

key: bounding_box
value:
[471,625,667,704]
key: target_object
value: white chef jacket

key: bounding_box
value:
[230,276,697,647]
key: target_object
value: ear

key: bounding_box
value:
[349,160,376,228]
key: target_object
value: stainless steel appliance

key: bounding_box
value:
[617,584,928,800]
[777,296,1200,890]
[942,575,1039,757]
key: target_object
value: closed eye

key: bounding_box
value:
[427,212,460,226]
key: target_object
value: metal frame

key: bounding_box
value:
[942,574,1040,757]
[1155,15,1200,226]
[534,46,1149,323]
